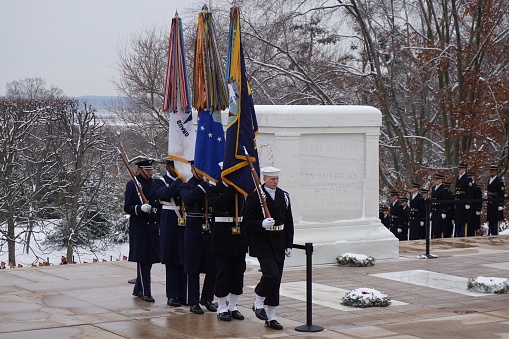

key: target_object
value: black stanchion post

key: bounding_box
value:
[295,242,324,333]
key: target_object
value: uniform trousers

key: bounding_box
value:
[188,272,216,305]
[133,262,152,296]
[489,221,499,235]
[166,264,187,300]
[254,257,284,307]
[215,253,246,298]
[456,223,466,237]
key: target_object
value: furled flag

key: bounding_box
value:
[162,12,195,181]
[193,5,228,182]
[221,6,260,196]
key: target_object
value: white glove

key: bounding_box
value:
[397,228,402,233]
[141,204,152,213]
[285,248,292,257]
[476,211,481,216]
[465,204,470,209]
[498,206,504,211]
[441,213,447,219]
[420,221,424,226]
[262,218,275,229]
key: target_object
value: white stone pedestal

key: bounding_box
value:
[253,105,398,266]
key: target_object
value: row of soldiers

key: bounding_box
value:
[380,164,506,240]
[124,158,294,330]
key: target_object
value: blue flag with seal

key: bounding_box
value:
[221,6,260,196]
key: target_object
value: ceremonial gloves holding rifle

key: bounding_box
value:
[262,218,275,229]
[141,204,152,213]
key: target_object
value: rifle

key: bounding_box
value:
[243,146,271,218]
[117,147,148,204]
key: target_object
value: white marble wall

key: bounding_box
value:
[253,105,399,265]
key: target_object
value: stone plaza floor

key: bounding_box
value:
[2,236,509,338]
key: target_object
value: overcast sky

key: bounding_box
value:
[0,0,210,98]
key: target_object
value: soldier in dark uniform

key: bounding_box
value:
[242,166,294,331]
[467,171,483,236]
[399,197,409,241]
[124,159,160,302]
[154,159,186,307]
[454,163,473,237]
[487,165,505,235]
[206,168,247,322]
[442,180,455,238]
[409,183,426,240]
[388,191,403,239]
[179,162,217,314]
[420,188,429,200]
[379,205,390,228]
[430,174,448,238]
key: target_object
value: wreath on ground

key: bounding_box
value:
[342,288,391,308]
[467,277,509,294]
[336,253,375,267]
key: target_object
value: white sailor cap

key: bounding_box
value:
[261,166,281,177]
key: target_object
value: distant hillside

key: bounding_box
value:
[76,96,127,110]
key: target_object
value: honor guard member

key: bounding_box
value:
[420,188,429,200]
[399,197,410,241]
[153,159,187,307]
[388,191,403,240]
[179,161,217,314]
[442,180,455,238]
[379,205,390,228]
[124,158,160,302]
[487,165,505,235]
[467,171,483,236]
[430,174,448,238]
[206,164,247,322]
[242,166,294,331]
[409,183,426,240]
[454,163,473,237]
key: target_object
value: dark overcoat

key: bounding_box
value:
[487,176,505,223]
[409,193,426,240]
[454,174,473,224]
[430,184,449,235]
[153,174,184,265]
[124,174,160,264]
[242,185,294,263]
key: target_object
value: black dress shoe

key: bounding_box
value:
[132,292,141,298]
[179,297,189,306]
[128,278,136,284]
[230,310,244,320]
[252,305,268,320]
[200,300,217,312]
[217,311,231,321]
[167,298,181,307]
[190,304,204,314]
[140,295,155,302]
[265,319,283,330]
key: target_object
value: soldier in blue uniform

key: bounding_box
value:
[454,163,473,237]
[487,165,505,235]
[179,162,217,314]
[388,191,403,239]
[409,183,426,240]
[206,166,247,322]
[467,171,483,236]
[442,180,455,238]
[243,166,294,331]
[379,205,390,228]
[398,197,410,241]
[124,159,160,302]
[430,174,448,238]
[154,159,186,307]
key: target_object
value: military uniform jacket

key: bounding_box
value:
[206,182,247,256]
[154,174,184,265]
[409,193,426,226]
[487,176,505,222]
[379,211,390,228]
[454,174,473,224]
[179,176,216,275]
[243,184,294,263]
[469,182,482,230]
[124,174,160,264]
[389,201,403,228]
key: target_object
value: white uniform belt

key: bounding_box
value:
[162,205,180,211]
[266,224,284,231]
[215,217,243,223]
